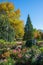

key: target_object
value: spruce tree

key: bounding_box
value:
[23,15,33,40]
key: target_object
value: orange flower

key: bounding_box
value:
[2,52,10,57]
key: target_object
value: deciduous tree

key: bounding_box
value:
[0,2,24,41]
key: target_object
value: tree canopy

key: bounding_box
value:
[0,2,24,41]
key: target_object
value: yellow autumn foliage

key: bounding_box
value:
[0,2,14,12]
[33,30,41,39]
[0,2,24,38]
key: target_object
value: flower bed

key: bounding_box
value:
[0,40,43,65]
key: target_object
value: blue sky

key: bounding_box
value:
[0,0,43,29]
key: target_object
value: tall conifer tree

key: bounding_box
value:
[23,15,33,40]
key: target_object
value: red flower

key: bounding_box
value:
[13,49,17,53]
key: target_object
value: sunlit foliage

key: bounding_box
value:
[0,2,24,40]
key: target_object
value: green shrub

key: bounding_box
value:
[25,39,33,47]
[40,47,43,53]
[0,39,16,49]
[0,57,15,65]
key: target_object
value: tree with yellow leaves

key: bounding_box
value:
[0,2,24,41]
[33,29,41,40]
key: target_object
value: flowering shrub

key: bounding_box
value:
[0,40,43,65]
